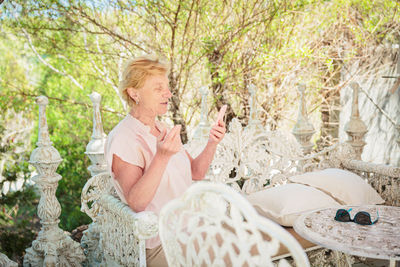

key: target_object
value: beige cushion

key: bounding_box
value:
[288,168,385,205]
[247,183,340,227]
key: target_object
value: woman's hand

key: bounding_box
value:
[209,120,226,144]
[156,125,183,158]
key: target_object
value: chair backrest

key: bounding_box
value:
[159,182,310,267]
[206,118,347,195]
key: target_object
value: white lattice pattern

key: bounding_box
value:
[207,118,304,194]
[98,194,158,266]
[80,172,114,266]
[80,172,158,266]
[159,182,310,267]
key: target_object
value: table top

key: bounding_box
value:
[293,205,400,260]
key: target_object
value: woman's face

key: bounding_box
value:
[137,74,172,116]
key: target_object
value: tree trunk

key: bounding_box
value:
[207,48,235,126]
[168,72,189,144]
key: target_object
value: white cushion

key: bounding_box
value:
[288,168,385,205]
[247,183,340,227]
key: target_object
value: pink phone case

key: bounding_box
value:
[216,105,227,124]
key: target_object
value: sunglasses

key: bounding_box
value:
[334,208,379,225]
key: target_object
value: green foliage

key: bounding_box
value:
[0,170,38,263]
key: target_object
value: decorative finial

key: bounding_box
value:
[298,84,307,118]
[89,91,102,104]
[350,82,361,118]
[88,92,105,140]
[246,83,263,133]
[199,86,209,124]
[85,92,107,176]
[36,96,52,147]
[344,82,368,159]
[248,83,257,121]
[292,84,315,154]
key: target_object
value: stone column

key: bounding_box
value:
[24,96,85,267]
[85,92,107,176]
[192,86,211,143]
[292,84,315,154]
[246,83,263,133]
[344,82,368,160]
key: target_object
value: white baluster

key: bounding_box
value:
[24,96,85,266]
[85,92,107,176]
[344,82,368,160]
[292,84,315,154]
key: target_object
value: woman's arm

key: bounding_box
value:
[113,125,182,212]
[188,121,226,180]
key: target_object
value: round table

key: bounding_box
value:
[293,205,400,267]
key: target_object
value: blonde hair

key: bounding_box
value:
[119,55,169,107]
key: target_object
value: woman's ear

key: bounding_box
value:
[126,87,139,102]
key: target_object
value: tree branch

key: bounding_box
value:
[22,28,84,90]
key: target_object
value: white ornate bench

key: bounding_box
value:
[80,86,400,266]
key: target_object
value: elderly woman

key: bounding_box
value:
[105,56,226,267]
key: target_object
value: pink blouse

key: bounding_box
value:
[105,114,193,249]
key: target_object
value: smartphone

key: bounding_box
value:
[216,105,227,125]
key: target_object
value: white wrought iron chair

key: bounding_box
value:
[159,182,310,267]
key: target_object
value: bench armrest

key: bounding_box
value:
[96,194,158,266]
[341,160,400,206]
[343,159,400,178]
[99,194,158,239]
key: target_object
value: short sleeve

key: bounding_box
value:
[105,132,145,175]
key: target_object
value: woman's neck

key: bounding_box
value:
[130,108,155,127]
[130,108,160,136]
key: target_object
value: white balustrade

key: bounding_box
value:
[23,96,85,266]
